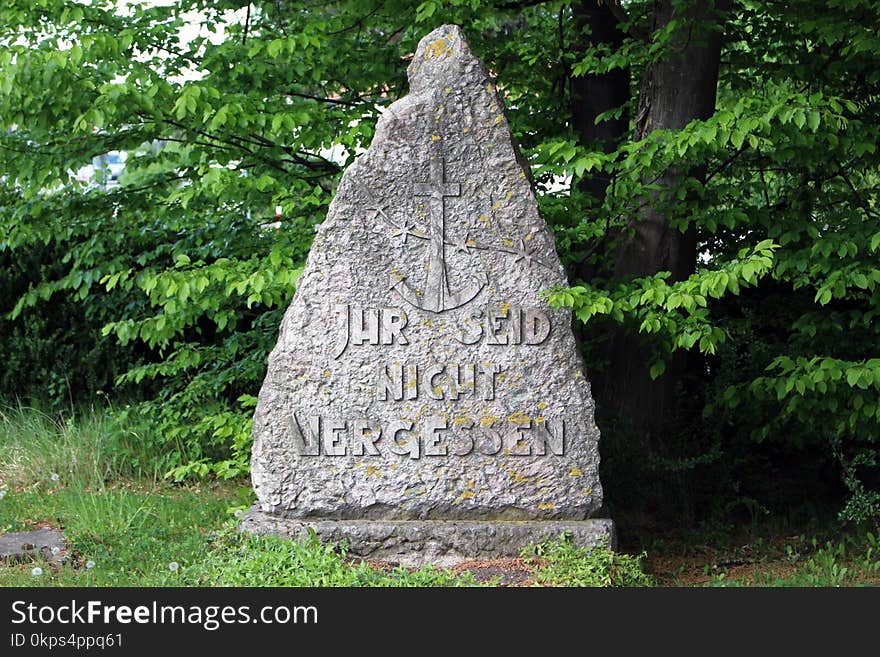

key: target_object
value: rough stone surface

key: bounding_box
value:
[0,529,66,564]
[249,23,608,543]
[242,506,615,567]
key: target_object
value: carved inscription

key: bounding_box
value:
[297,294,563,457]
[289,413,565,458]
[456,304,551,346]
[332,304,409,359]
[333,302,551,354]
[376,362,498,401]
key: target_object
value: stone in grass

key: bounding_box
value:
[0,529,67,564]
[244,24,614,565]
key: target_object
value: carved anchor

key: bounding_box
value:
[390,154,487,313]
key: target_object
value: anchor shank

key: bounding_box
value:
[425,194,448,310]
[414,155,460,311]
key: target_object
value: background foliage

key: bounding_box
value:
[1,0,878,529]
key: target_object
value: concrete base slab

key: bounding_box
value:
[241,505,616,567]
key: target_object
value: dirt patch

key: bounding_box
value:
[451,558,537,586]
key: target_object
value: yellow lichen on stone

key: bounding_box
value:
[453,415,472,427]
[538,502,555,511]
[480,415,498,428]
[570,467,583,477]
[365,466,382,478]
[500,302,511,313]
[425,38,451,60]
[431,134,441,141]
[323,370,331,377]
[463,127,470,134]
[502,238,514,247]
[478,214,489,222]
[508,411,531,425]
[492,201,502,211]
[494,115,504,125]
[508,471,532,484]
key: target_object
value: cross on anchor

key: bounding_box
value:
[390,153,487,313]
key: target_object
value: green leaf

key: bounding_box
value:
[267,39,284,57]
[730,130,745,149]
[846,369,861,387]
[649,360,666,380]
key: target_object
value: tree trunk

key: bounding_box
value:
[569,1,630,203]
[599,0,727,445]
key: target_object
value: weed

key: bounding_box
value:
[522,533,654,587]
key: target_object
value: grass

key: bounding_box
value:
[0,482,237,586]
[639,526,880,587]
[2,405,878,587]
[179,529,481,586]
[522,536,654,586]
[0,403,171,488]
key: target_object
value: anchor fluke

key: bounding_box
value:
[446,270,487,309]
[390,270,486,313]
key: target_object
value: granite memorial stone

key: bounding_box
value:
[243,24,615,564]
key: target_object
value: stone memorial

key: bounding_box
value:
[242,24,615,564]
